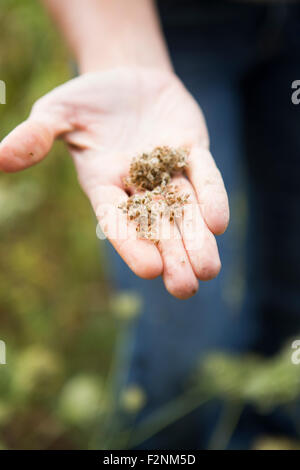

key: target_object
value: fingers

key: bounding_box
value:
[88,184,163,280]
[186,146,230,235]
[158,213,199,300]
[173,176,221,281]
[0,104,71,173]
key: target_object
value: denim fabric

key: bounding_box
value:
[104,3,300,449]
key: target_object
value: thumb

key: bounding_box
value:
[0,105,72,173]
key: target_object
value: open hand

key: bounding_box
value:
[0,67,229,299]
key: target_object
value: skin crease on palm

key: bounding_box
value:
[0,67,229,300]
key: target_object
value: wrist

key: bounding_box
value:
[77,50,173,75]
[76,28,173,75]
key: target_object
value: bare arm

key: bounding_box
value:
[42,0,172,73]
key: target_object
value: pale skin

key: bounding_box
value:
[0,0,229,300]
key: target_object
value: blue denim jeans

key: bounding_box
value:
[105,2,300,449]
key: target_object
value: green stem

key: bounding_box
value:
[208,400,243,450]
[128,391,209,449]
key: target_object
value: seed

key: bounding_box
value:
[119,146,190,242]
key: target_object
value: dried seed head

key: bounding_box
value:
[126,146,188,191]
[119,146,190,241]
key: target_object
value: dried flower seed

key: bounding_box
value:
[119,146,190,242]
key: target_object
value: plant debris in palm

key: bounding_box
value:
[125,146,188,191]
[119,146,190,242]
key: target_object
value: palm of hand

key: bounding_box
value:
[0,67,229,299]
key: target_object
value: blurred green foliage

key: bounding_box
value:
[0,0,119,449]
[199,346,300,412]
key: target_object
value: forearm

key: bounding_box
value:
[42,0,172,74]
